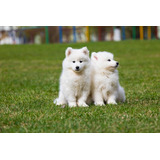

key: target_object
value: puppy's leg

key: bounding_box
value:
[54,91,67,105]
[93,91,105,106]
[78,91,89,107]
[67,94,77,108]
[68,100,77,108]
[107,94,117,105]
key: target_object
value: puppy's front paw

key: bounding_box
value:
[78,102,89,107]
[54,98,66,106]
[108,100,117,105]
[94,102,105,106]
[68,102,77,108]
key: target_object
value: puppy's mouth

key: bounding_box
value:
[115,64,118,68]
[74,68,81,72]
[106,66,117,72]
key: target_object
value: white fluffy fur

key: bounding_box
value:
[54,47,91,107]
[91,51,125,105]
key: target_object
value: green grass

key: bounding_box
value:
[0,40,160,133]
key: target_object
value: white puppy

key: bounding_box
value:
[54,47,91,107]
[91,51,125,106]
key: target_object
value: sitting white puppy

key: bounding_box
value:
[54,47,91,107]
[91,51,125,105]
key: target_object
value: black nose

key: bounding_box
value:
[76,66,79,70]
[116,62,119,66]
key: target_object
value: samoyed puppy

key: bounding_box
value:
[91,51,125,106]
[54,47,91,107]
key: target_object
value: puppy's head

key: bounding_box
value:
[91,51,119,72]
[64,47,90,73]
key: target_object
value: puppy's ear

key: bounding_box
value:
[92,52,98,60]
[65,47,72,57]
[82,47,89,56]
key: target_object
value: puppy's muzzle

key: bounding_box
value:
[75,66,80,71]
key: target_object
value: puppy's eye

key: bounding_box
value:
[72,61,75,63]
[80,61,83,63]
[107,59,111,61]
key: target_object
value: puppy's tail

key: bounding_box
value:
[53,98,58,104]
[118,86,125,102]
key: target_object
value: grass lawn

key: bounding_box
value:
[0,40,160,133]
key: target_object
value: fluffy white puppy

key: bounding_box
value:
[91,51,125,105]
[54,47,91,107]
